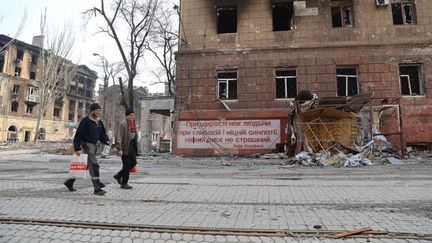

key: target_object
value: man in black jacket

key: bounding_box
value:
[64,103,112,195]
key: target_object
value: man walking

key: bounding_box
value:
[64,103,112,195]
[114,108,138,189]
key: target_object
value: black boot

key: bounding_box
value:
[95,180,105,188]
[64,179,76,192]
[113,174,122,185]
[94,188,106,195]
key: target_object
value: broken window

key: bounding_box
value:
[272,2,294,31]
[26,104,34,114]
[275,70,297,99]
[217,6,237,34]
[0,53,4,73]
[16,49,24,60]
[399,64,424,96]
[12,85,20,95]
[14,67,21,77]
[11,102,19,112]
[336,67,359,96]
[37,128,46,140]
[26,86,38,102]
[392,0,415,25]
[331,0,354,27]
[54,108,61,118]
[217,71,237,100]
[31,54,38,65]
[30,71,36,80]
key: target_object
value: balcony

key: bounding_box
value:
[25,94,39,104]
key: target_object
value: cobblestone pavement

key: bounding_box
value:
[0,153,431,242]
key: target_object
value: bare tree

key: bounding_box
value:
[146,5,178,96]
[0,9,27,54]
[83,0,160,110]
[33,13,78,142]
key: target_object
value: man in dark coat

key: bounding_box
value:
[114,108,138,189]
[64,103,112,195]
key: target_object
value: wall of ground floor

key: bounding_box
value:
[173,109,289,156]
[0,116,73,142]
[174,44,432,155]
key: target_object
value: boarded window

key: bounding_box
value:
[399,64,424,96]
[336,67,358,96]
[275,70,297,99]
[217,71,237,100]
[392,0,415,25]
[273,2,294,31]
[217,6,237,34]
[331,0,354,27]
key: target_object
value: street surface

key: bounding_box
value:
[0,152,431,242]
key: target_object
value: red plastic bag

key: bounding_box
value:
[69,154,88,179]
[131,165,137,173]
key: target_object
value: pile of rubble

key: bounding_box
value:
[0,140,71,154]
[283,91,405,167]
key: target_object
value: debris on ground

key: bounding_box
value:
[332,227,372,239]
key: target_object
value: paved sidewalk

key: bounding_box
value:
[0,154,431,242]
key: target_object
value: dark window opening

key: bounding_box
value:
[217,71,237,100]
[275,70,297,99]
[217,6,237,34]
[54,108,61,118]
[68,113,74,121]
[16,49,24,60]
[31,55,38,65]
[11,102,19,112]
[273,2,294,31]
[30,71,36,80]
[78,102,83,109]
[0,54,4,73]
[85,90,92,98]
[392,0,415,25]
[85,103,91,112]
[336,67,358,97]
[399,65,424,96]
[331,1,353,28]
[12,85,20,95]
[14,67,21,77]
[26,104,34,114]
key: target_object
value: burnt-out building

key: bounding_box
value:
[0,34,97,142]
[174,0,432,155]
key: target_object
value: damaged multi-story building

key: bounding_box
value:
[0,34,97,142]
[174,0,432,155]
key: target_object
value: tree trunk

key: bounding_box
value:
[33,111,43,143]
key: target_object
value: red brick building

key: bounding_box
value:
[174,0,432,155]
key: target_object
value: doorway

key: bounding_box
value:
[24,131,31,142]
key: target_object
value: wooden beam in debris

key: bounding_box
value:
[332,227,372,239]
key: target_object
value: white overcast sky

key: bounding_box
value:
[0,0,178,93]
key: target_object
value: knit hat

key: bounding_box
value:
[125,108,135,116]
[89,103,101,111]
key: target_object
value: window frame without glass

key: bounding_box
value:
[336,67,359,97]
[217,71,238,100]
[275,69,297,99]
[399,64,424,96]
